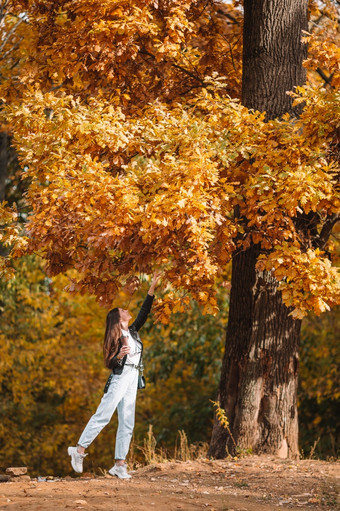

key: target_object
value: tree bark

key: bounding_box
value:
[209,247,301,458]
[0,131,8,202]
[242,0,308,119]
[209,0,308,459]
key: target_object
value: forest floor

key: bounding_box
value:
[0,455,338,511]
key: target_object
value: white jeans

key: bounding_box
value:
[78,365,138,460]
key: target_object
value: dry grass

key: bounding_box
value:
[127,425,209,468]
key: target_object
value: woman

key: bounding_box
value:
[68,272,161,479]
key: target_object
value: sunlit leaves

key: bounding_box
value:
[1,0,339,319]
[6,0,242,103]
[0,201,28,279]
[256,245,339,318]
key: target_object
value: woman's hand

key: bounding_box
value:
[148,270,162,296]
[117,345,131,360]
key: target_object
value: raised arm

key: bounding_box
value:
[131,271,161,332]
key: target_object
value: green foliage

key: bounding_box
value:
[299,308,340,459]
[0,255,227,474]
[0,255,338,475]
[0,256,108,475]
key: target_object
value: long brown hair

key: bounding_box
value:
[103,308,121,369]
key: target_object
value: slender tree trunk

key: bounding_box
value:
[209,0,308,459]
[0,131,8,201]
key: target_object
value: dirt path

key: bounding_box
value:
[0,456,338,511]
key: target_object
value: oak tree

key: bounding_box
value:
[0,0,339,458]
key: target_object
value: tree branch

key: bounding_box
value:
[314,213,340,249]
[216,9,240,25]
[171,63,206,85]
[0,16,23,54]
[139,48,206,87]
[316,67,334,87]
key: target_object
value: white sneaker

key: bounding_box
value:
[108,464,132,479]
[68,446,87,473]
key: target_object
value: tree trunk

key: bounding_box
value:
[209,246,301,458]
[208,0,307,459]
[0,131,8,202]
[242,0,308,119]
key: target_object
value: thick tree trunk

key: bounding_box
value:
[209,247,301,458]
[209,0,307,459]
[242,0,307,119]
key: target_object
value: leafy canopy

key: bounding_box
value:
[0,0,339,321]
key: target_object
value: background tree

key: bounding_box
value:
[0,0,339,462]
[0,1,27,201]
[0,256,106,475]
[298,307,339,459]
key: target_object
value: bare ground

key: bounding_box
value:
[0,455,338,511]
